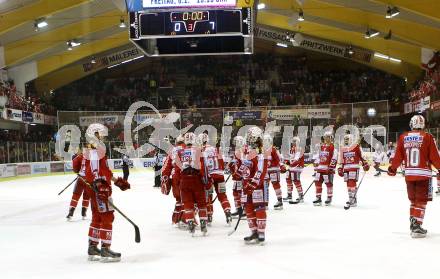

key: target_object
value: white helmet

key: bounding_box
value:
[198,133,209,145]
[184,132,196,145]
[246,127,263,147]
[409,115,425,130]
[176,134,184,143]
[233,136,245,148]
[324,130,333,138]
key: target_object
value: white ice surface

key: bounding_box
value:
[1,169,440,279]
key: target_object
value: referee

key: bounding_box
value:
[153,149,163,187]
[122,154,130,180]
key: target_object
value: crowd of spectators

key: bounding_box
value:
[0,80,55,115]
[53,54,406,112]
[408,52,439,102]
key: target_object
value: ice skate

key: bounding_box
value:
[100,247,121,262]
[273,199,283,210]
[188,220,196,236]
[81,207,87,220]
[66,207,75,221]
[289,194,304,204]
[257,233,265,245]
[324,197,332,206]
[207,215,213,227]
[200,220,208,236]
[244,231,258,244]
[282,193,292,202]
[374,171,381,177]
[225,211,232,226]
[344,198,357,210]
[436,188,440,196]
[313,197,322,206]
[87,244,101,261]
[411,223,427,238]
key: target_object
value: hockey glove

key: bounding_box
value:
[337,167,344,177]
[280,165,287,174]
[362,162,370,172]
[114,177,130,191]
[161,175,171,195]
[244,181,257,195]
[387,166,397,176]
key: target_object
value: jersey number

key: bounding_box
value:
[406,148,420,167]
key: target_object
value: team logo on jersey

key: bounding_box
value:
[404,135,423,142]
[343,152,355,158]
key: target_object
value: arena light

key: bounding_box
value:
[374,52,402,63]
[298,10,305,21]
[276,42,288,48]
[365,29,379,39]
[257,3,266,10]
[119,17,127,28]
[374,53,389,60]
[34,18,48,31]
[107,55,144,69]
[367,108,377,118]
[71,40,81,47]
[389,57,401,63]
[386,6,400,18]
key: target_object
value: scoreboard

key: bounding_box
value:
[127,0,254,56]
[130,8,251,39]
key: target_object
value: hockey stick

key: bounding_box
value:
[228,208,244,236]
[344,171,366,210]
[77,175,141,243]
[58,177,78,196]
[289,180,314,204]
[377,167,438,177]
[211,173,232,204]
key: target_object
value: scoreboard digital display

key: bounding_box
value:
[142,0,237,9]
[130,8,251,38]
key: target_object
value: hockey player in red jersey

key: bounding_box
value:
[229,136,246,217]
[175,132,210,236]
[314,131,337,206]
[83,131,130,262]
[236,127,269,244]
[337,134,369,208]
[66,145,90,220]
[199,133,233,225]
[161,135,186,227]
[285,137,305,203]
[388,115,440,238]
[263,134,283,210]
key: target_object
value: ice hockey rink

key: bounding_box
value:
[1,168,440,279]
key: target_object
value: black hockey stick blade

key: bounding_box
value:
[228,210,243,236]
[289,199,302,204]
[58,177,78,196]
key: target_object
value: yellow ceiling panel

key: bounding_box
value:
[36,31,128,77]
[266,0,440,50]
[0,0,92,35]
[372,0,440,22]
[4,10,126,67]
[258,11,421,66]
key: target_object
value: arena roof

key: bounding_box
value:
[0,0,438,92]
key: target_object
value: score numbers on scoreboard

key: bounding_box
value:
[130,8,252,39]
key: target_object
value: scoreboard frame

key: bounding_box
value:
[130,7,252,39]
